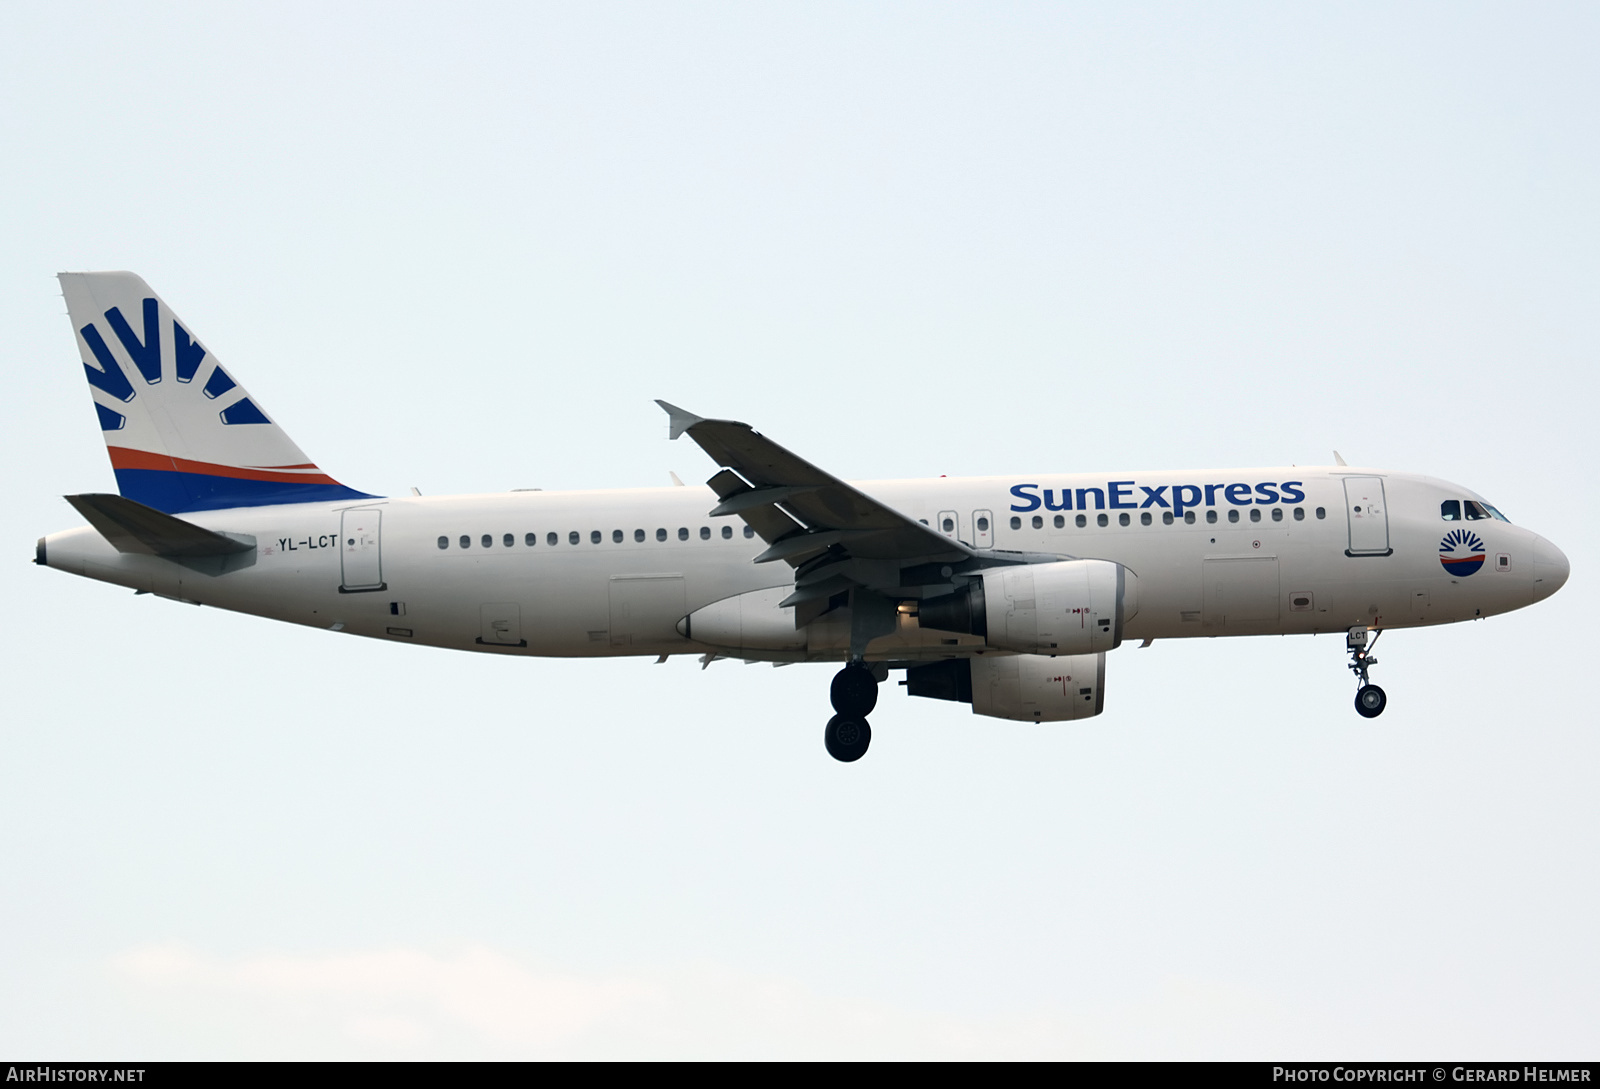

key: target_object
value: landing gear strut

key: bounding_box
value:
[1346,625,1387,719]
[825,662,880,761]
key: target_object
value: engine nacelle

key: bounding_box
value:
[918,559,1135,655]
[904,653,1105,721]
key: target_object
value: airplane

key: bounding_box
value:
[36,272,1571,762]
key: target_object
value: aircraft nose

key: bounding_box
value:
[1532,536,1570,602]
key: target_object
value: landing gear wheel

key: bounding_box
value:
[830,664,879,717]
[1354,684,1387,718]
[824,715,872,762]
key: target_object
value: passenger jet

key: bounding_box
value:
[36,273,1571,760]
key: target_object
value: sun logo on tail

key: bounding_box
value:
[80,298,267,431]
[1440,528,1486,577]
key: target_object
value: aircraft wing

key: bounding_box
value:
[658,401,974,607]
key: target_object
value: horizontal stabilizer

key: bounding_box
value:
[65,493,255,558]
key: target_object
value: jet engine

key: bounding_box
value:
[916,559,1136,654]
[904,652,1105,721]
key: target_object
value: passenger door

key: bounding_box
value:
[339,508,385,592]
[1343,477,1392,556]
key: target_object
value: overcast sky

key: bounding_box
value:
[2,1,1595,1058]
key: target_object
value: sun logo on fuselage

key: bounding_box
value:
[1439,528,1486,577]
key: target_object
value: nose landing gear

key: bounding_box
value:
[1347,625,1386,718]
[825,662,882,761]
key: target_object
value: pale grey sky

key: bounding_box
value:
[2,2,1595,1058]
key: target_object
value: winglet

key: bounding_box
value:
[655,400,703,441]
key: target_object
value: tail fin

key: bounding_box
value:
[59,272,375,513]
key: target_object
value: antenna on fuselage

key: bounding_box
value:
[1333,450,1348,466]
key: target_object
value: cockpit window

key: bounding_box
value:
[1447,497,1511,523]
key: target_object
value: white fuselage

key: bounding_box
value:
[39,466,1565,663]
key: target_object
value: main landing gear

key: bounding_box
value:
[825,662,881,762]
[1346,625,1387,719]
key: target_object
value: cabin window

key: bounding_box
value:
[1076,514,1087,528]
[1032,515,1044,529]
[1141,512,1152,526]
[569,531,580,545]
[1119,513,1131,526]
[460,535,471,549]
[1315,507,1326,519]
[1206,511,1218,524]
[655,528,667,542]
[437,536,448,550]
[1054,515,1065,529]
[976,516,990,533]
[722,525,733,539]
[547,532,558,546]
[482,534,493,548]
[700,526,711,540]
[941,517,955,532]
[1009,516,1022,530]
[1097,513,1109,527]
[525,532,537,546]
[1185,511,1196,524]
[1162,512,1173,525]
[633,528,644,542]
[612,529,624,543]
[678,527,689,541]
[1441,500,1461,521]
[1271,508,1283,522]
[590,530,602,544]
[504,533,515,547]
[1228,510,1240,524]
[1293,508,1305,521]
[744,526,755,538]
[1249,509,1261,523]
